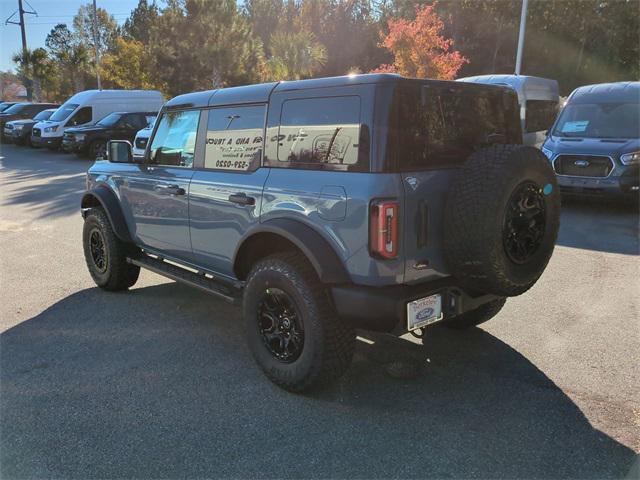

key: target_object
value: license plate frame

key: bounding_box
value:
[407,293,443,331]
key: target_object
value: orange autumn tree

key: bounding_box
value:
[372,4,468,80]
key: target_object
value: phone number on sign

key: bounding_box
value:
[216,159,250,170]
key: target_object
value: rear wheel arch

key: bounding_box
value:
[81,187,133,243]
[233,219,351,285]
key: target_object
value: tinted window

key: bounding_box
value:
[388,85,521,171]
[204,105,265,171]
[277,96,362,169]
[525,100,558,133]
[149,110,200,167]
[97,112,122,127]
[552,102,640,139]
[0,103,15,112]
[34,109,54,121]
[119,114,145,129]
[67,106,92,126]
[49,103,79,122]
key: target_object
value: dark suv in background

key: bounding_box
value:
[4,108,58,146]
[0,102,59,142]
[81,74,560,391]
[63,111,157,159]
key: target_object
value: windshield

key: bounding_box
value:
[34,109,54,121]
[0,103,14,112]
[49,103,79,122]
[3,103,28,114]
[553,102,640,139]
[96,112,122,127]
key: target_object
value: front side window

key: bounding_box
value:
[525,100,559,133]
[388,84,521,171]
[204,105,265,171]
[67,106,92,126]
[277,96,362,169]
[49,103,79,122]
[553,102,640,139]
[148,109,200,167]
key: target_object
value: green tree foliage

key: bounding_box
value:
[12,0,639,100]
[149,0,263,96]
[122,0,159,45]
[263,31,327,80]
[11,48,57,101]
[100,38,164,90]
[72,4,119,59]
[45,24,91,97]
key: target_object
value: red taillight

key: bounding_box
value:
[369,200,399,259]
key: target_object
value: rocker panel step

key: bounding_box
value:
[128,254,240,304]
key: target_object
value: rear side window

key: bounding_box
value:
[276,96,363,170]
[204,105,265,171]
[388,85,521,171]
[525,100,558,133]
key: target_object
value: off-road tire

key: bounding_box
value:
[441,297,507,330]
[82,207,140,291]
[444,145,560,297]
[243,252,355,392]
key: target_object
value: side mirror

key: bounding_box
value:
[108,140,133,163]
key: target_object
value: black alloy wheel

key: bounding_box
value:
[503,181,546,264]
[258,287,304,363]
[89,227,108,273]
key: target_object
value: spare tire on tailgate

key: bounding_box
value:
[444,144,560,297]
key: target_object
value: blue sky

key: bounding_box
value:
[0,0,144,72]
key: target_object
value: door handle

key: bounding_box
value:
[155,184,186,195]
[228,193,255,206]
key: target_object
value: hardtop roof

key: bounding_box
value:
[164,73,511,109]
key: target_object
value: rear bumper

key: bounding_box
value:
[331,279,498,333]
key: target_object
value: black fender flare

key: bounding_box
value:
[81,186,133,243]
[233,218,351,284]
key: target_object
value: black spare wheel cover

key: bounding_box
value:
[444,144,560,297]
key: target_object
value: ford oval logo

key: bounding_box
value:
[416,307,434,320]
[574,159,590,167]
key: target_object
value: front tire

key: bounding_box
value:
[243,252,355,392]
[82,208,140,291]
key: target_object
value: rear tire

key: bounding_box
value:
[441,298,507,330]
[83,208,140,291]
[243,252,355,392]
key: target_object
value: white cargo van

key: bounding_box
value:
[31,90,163,150]
[457,75,560,147]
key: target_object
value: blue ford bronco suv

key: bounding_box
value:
[81,74,560,391]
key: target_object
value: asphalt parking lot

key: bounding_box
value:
[0,143,638,479]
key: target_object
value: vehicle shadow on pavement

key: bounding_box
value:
[557,199,639,255]
[1,145,88,219]
[1,283,636,479]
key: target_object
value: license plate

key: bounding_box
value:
[407,294,443,331]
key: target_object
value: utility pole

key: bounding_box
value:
[5,0,37,100]
[92,0,102,90]
[514,0,529,75]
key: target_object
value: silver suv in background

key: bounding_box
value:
[542,82,639,200]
